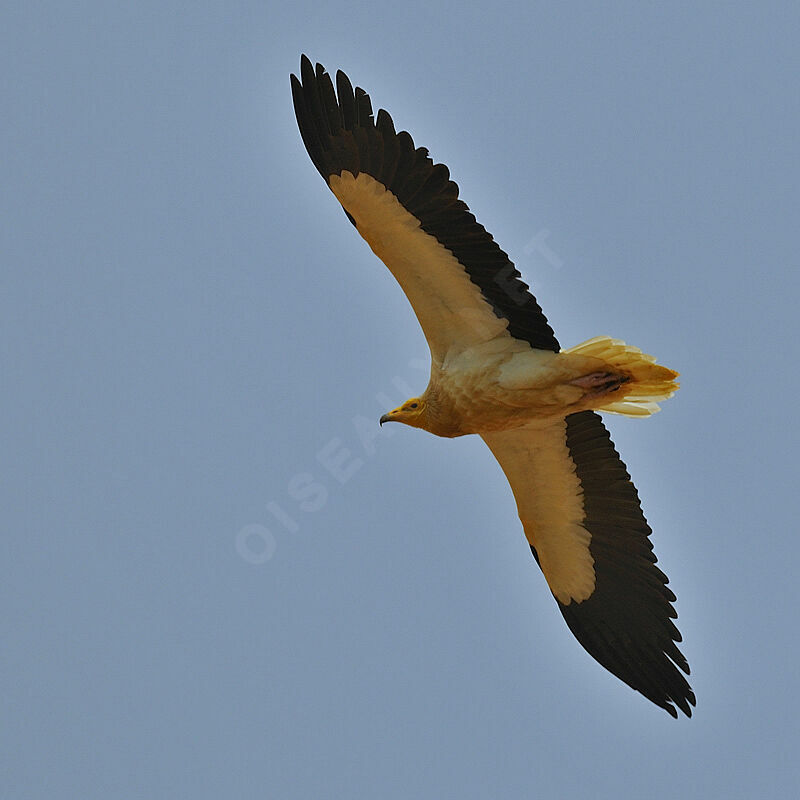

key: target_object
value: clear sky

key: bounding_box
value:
[3,2,799,798]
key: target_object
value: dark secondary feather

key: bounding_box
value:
[291,55,560,352]
[554,411,694,717]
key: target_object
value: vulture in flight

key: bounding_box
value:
[291,56,694,717]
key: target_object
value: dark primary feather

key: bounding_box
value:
[555,411,695,717]
[291,55,560,352]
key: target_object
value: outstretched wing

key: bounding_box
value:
[482,410,695,717]
[291,56,559,364]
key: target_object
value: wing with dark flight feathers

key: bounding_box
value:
[483,411,695,718]
[291,55,559,362]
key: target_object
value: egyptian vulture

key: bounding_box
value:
[291,56,694,718]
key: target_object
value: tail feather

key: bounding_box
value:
[563,336,679,417]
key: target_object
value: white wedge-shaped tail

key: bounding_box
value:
[564,336,680,417]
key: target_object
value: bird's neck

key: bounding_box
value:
[420,386,465,438]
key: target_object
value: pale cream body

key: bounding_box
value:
[423,345,614,438]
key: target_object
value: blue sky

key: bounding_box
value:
[3,2,799,797]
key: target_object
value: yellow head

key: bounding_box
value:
[379,397,427,430]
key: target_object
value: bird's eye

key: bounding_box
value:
[410,402,418,408]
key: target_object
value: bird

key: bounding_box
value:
[290,55,694,718]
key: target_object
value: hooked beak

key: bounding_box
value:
[379,413,393,426]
